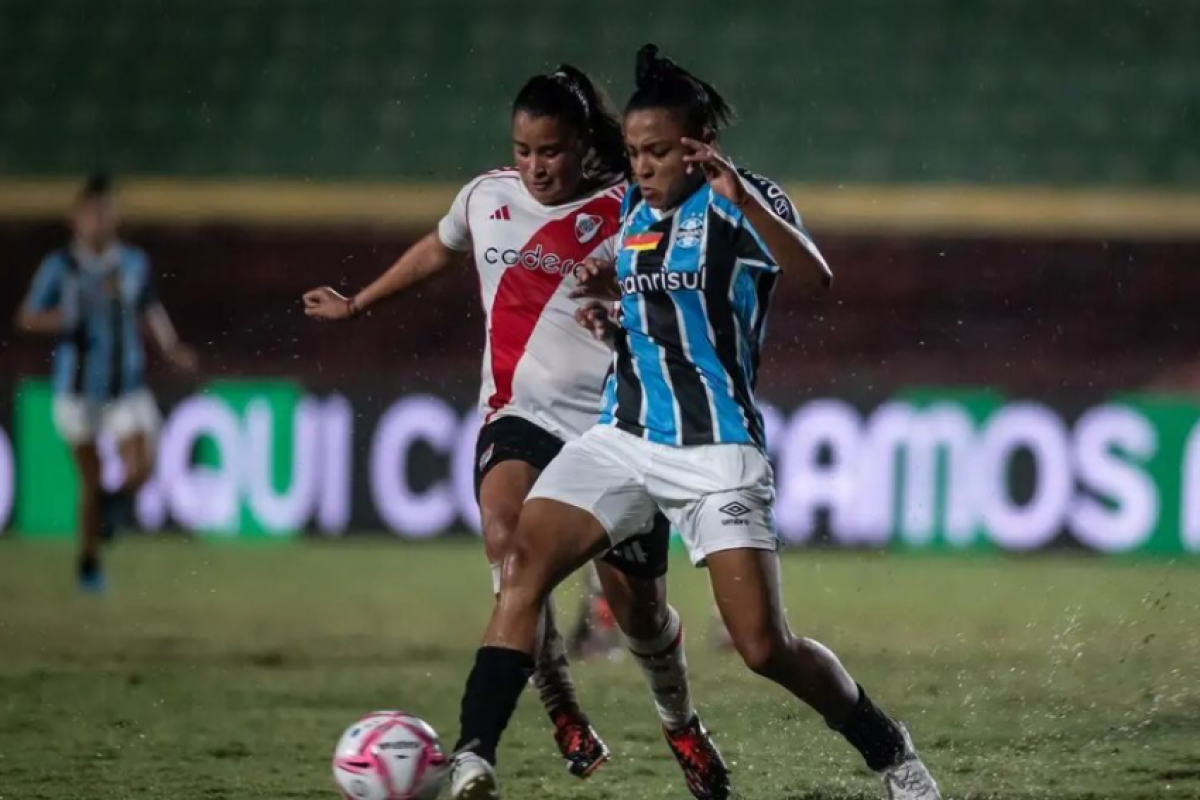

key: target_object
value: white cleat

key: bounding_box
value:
[879,726,941,800]
[450,752,500,800]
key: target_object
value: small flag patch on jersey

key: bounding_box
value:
[489,205,511,220]
[623,232,663,252]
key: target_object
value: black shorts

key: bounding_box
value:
[475,416,669,580]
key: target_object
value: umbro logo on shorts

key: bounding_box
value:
[718,500,752,526]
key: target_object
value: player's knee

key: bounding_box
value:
[481,510,519,565]
[499,527,555,602]
[612,582,668,641]
[735,629,791,679]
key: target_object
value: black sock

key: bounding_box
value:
[78,554,101,579]
[99,489,133,540]
[832,684,909,771]
[454,646,535,765]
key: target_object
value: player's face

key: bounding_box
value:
[512,111,587,205]
[623,109,706,210]
[72,195,120,251]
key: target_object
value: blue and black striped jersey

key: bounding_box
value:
[23,243,157,402]
[598,169,825,449]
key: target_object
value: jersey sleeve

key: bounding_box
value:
[24,254,66,312]
[734,170,826,274]
[436,179,475,252]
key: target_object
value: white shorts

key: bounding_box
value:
[528,425,778,565]
[52,389,162,447]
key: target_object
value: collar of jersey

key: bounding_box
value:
[71,241,122,273]
[633,179,717,224]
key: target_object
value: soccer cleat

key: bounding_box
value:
[449,752,499,800]
[879,725,941,800]
[663,715,731,800]
[552,710,610,778]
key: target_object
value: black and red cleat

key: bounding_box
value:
[664,716,731,800]
[552,710,610,779]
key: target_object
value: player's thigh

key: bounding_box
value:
[117,432,153,485]
[478,460,540,563]
[527,426,658,550]
[501,497,612,598]
[106,390,161,446]
[705,547,791,667]
[594,513,671,637]
[653,443,778,566]
[53,395,99,450]
[474,416,564,562]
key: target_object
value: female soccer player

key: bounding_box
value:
[15,173,198,592]
[448,46,943,800]
[302,66,727,797]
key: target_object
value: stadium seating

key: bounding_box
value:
[2,0,1196,185]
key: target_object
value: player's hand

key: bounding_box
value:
[575,300,619,344]
[569,257,620,301]
[167,342,200,374]
[303,286,355,321]
[681,138,748,207]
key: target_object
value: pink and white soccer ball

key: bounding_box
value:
[332,711,447,800]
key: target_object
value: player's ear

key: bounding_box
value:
[701,126,717,146]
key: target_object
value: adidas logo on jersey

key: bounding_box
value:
[489,205,512,221]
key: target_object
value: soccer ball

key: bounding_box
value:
[332,711,447,800]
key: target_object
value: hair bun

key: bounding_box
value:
[635,43,664,87]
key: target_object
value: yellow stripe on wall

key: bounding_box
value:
[2,179,1199,240]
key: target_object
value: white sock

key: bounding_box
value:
[624,606,695,731]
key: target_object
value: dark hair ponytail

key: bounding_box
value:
[512,65,627,179]
[626,44,734,135]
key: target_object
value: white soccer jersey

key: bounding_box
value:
[438,169,626,441]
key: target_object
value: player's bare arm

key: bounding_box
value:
[303,232,466,321]
[13,304,70,335]
[144,303,200,373]
[681,137,832,293]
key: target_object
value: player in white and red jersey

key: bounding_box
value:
[303,66,728,798]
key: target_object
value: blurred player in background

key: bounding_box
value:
[14,174,198,592]
[448,45,942,800]
[303,66,728,796]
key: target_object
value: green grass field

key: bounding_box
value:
[1,539,1198,800]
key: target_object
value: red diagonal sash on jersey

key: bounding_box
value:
[486,193,620,418]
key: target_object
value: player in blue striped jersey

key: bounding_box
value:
[15,174,197,591]
[598,157,823,448]
[448,47,943,800]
